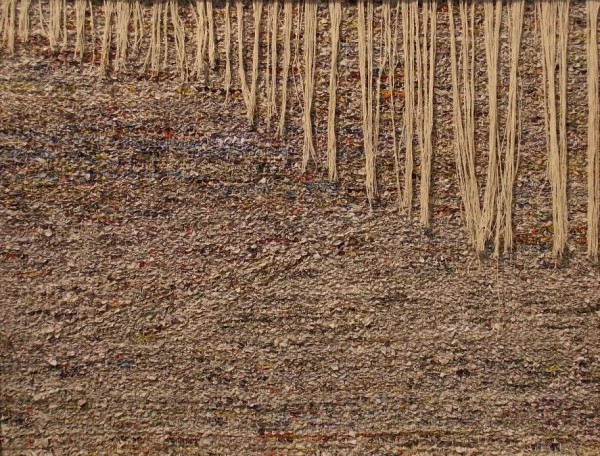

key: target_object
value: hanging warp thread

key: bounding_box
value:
[386,0,402,210]
[419,0,437,227]
[357,0,377,205]
[131,0,144,55]
[18,0,31,43]
[47,0,62,51]
[142,0,162,77]
[277,0,293,136]
[193,0,208,81]
[327,0,341,182]
[301,0,317,171]
[495,0,524,256]
[587,0,599,259]
[206,0,215,69]
[248,0,263,125]
[402,0,417,215]
[538,0,569,257]
[169,0,187,80]
[74,0,86,61]
[161,0,168,70]
[236,0,251,112]
[479,0,502,253]
[265,0,278,128]
[114,0,130,72]
[223,0,232,101]
[448,0,481,250]
[100,0,115,75]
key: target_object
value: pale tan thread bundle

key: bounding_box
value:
[418,0,436,227]
[401,0,416,215]
[169,0,187,80]
[301,0,317,171]
[277,0,293,136]
[537,0,570,257]
[100,0,115,74]
[223,0,232,100]
[18,0,30,43]
[1,0,599,259]
[194,0,210,81]
[588,0,600,259]
[495,0,524,256]
[73,0,85,61]
[114,0,130,72]
[142,0,162,76]
[480,0,502,253]
[384,0,402,211]
[326,0,341,182]
[265,0,278,128]
[248,0,262,125]
[131,0,144,56]
[357,0,377,206]
[448,0,481,251]
[0,0,16,52]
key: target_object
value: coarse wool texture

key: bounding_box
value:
[2,0,600,261]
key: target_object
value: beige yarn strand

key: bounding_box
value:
[277,0,293,136]
[224,0,232,101]
[161,0,168,70]
[301,0,317,171]
[169,0,187,80]
[100,0,115,75]
[265,0,278,128]
[47,0,61,50]
[114,0,130,72]
[401,0,417,215]
[327,0,341,181]
[142,0,162,77]
[538,0,569,257]
[248,0,263,125]
[358,0,377,205]
[236,0,250,106]
[495,0,524,256]
[2,0,17,52]
[588,0,599,258]
[206,0,215,69]
[419,0,437,226]
[18,0,30,43]
[449,0,481,248]
[192,0,208,80]
[74,0,86,61]
[479,0,502,252]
